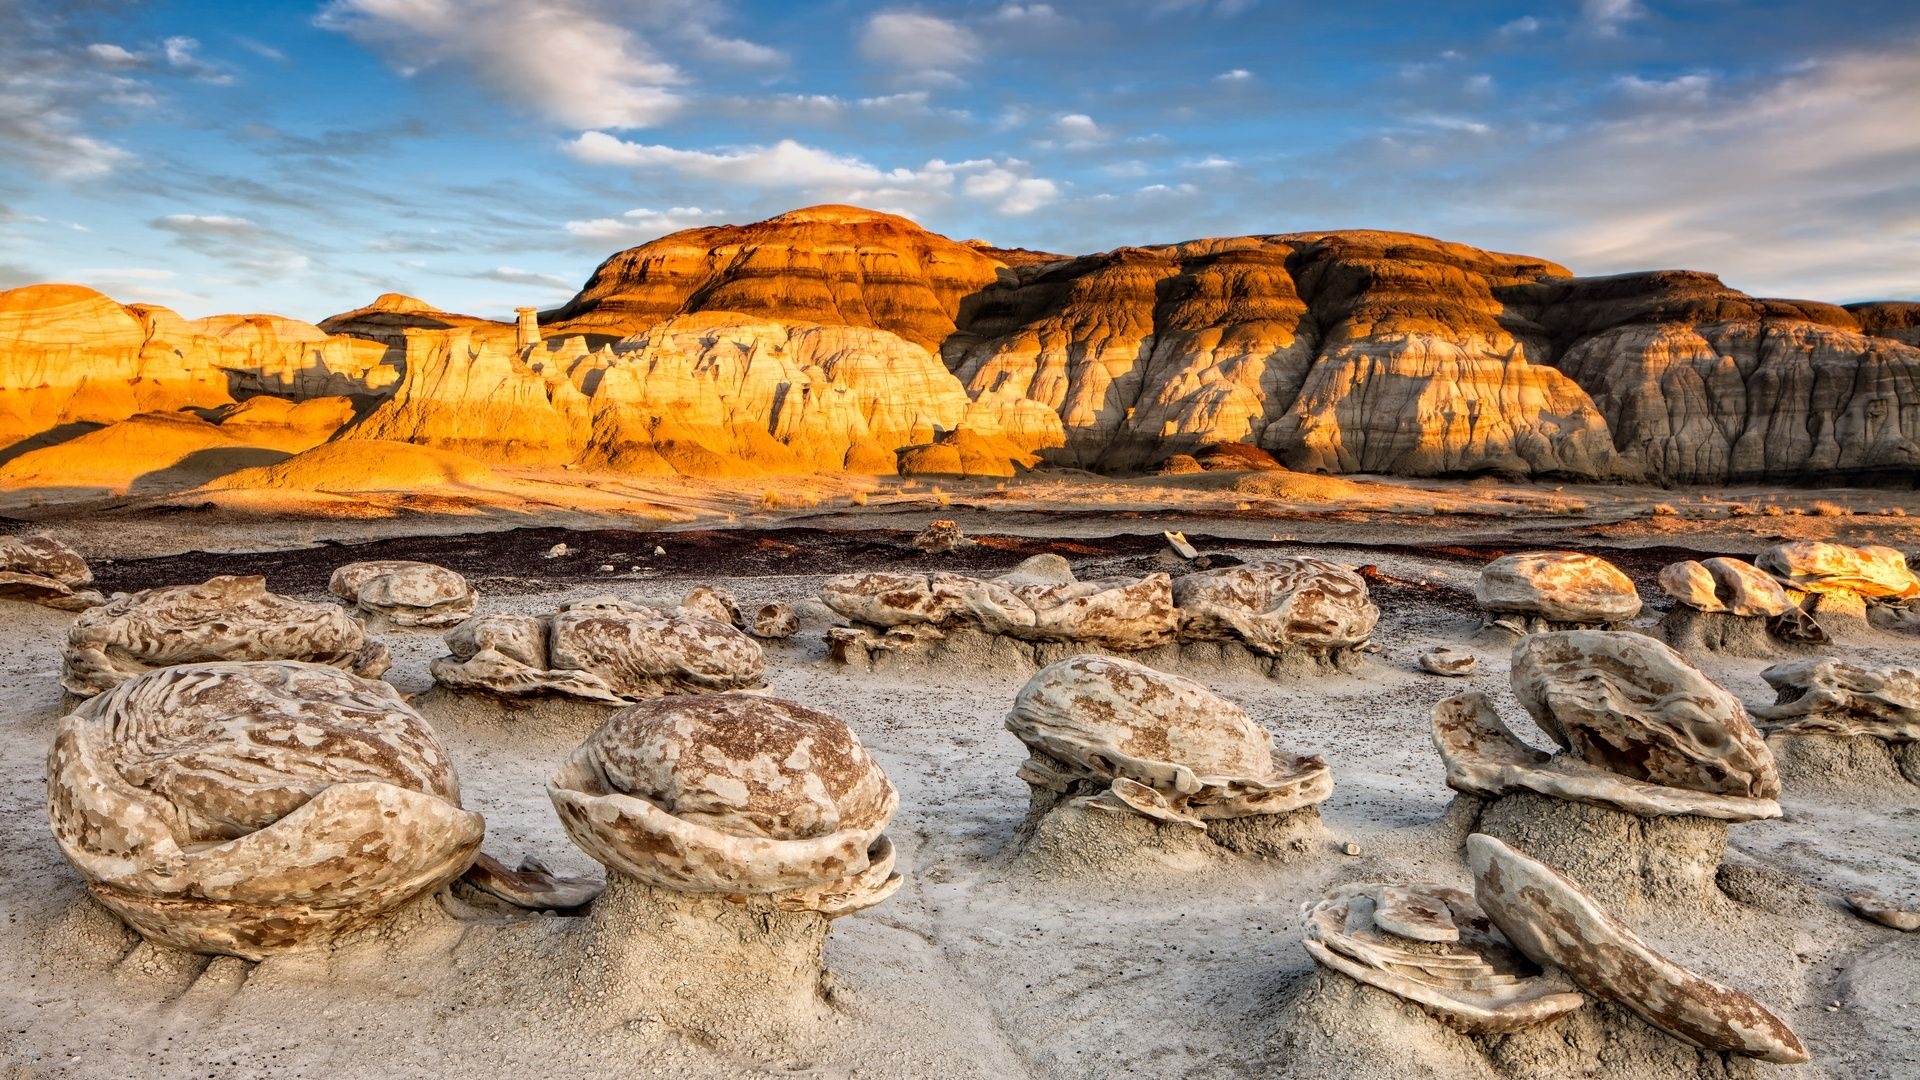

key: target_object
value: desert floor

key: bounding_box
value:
[2,473,1916,1079]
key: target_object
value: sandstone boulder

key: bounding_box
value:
[329,560,476,628]
[1468,834,1808,1064]
[46,661,482,958]
[1756,541,1920,601]
[0,534,101,610]
[821,563,1177,652]
[1301,881,1585,1034]
[63,576,390,697]
[1750,659,1920,741]
[1475,552,1641,630]
[430,597,764,703]
[1171,557,1379,656]
[912,519,974,553]
[1419,646,1476,677]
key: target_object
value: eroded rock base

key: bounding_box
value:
[1656,609,1781,659]
[1006,787,1325,879]
[829,625,1365,681]
[410,685,623,740]
[1766,731,1920,794]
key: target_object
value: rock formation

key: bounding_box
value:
[329,560,477,629]
[1419,646,1476,677]
[0,533,101,609]
[1656,556,1799,656]
[46,661,482,959]
[1005,655,1331,869]
[1475,551,1642,636]
[1170,557,1378,663]
[1756,542,1920,627]
[1750,659,1920,790]
[677,585,799,640]
[62,575,390,696]
[429,596,764,705]
[546,691,900,1041]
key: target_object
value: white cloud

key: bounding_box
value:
[154,214,259,234]
[1498,15,1541,36]
[1464,73,1494,95]
[858,11,980,81]
[992,4,1061,23]
[475,266,573,289]
[1054,112,1106,147]
[162,36,234,84]
[563,206,727,242]
[86,43,140,67]
[1614,72,1711,103]
[961,169,1058,214]
[1183,155,1236,170]
[317,0,687,128]
[1581,0,1644,36]
[1214,68,1253,82]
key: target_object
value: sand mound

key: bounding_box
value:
[0,412,286,495]
[898,428,1037,478]
[204,439,496,492]
[1231,468,1378,503]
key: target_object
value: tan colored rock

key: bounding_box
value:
[46,661,483,959]
[1699,557,1791,617]
[1757,540,1920,600]
[1007,655,1331,826]
[1468,834,1809,1064]
[1302,881,1586,1034]
[0,533,101,610]
[1173,558,1379,656]
[1419,646,1476,677]
[549,692,900,916]
[329,560,476,628]
[745,602,799,640]
[63,576,390,697]
[912,519,974,553]
[430,597,764,703]
[677,585,739,626]
[821,564,1177,651]
[1511,630,1779,799]
[1847,893,1919,931]
[1432,692,1781,821]
[204,439,497,492]
[1656,560,1721,612]
[1751,659,1920,741]
[1476,552,1641,628]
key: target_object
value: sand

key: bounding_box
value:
[0,483,1916,1078]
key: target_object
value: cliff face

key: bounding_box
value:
[2,208,1916,487]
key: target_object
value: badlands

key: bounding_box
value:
[0,205,1916,1079]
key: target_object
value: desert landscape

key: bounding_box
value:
[3,2,1918,1077]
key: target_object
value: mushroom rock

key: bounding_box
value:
[1474,551,1641,636]
[1757,541,1920,602]
[1700,558,1791,617]
[1300,882,1585,1034]
[912,519,974,553]
[429,597,765,707]
[0,533,103,610]
[546,692,900,1041]
[46,661,483,959]
[1419,646,1476,677]
[820,560,1178,668]
[328,560,476,629]
[1657,561,1722,612]
[62,575,390,697]
[1750,659,1920,790]
[1467,835,1809,1065]
[1005,655,1331,869]
[1439,631,1781,914]
[1171,557,1379,665]
[676,584,739,626]
[1658,558,1795,657]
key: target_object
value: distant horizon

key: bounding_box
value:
[2,2,1915,320]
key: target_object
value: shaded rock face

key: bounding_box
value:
[46,661,483,959]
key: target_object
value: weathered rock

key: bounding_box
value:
[1750,659,1920,741]
[328,560,475,628]
[912,520,974,553]
[46,661,483,959]
[1699,558,1791,617]
[1419,646,1476,677]
[1467,835,1809,1064]
[1171,558,1379,656]
[1846,893,1919,931]
[549,692,900,915]
[821,564,1177,651]
[63,575,390,697]
[1657,561,1722,612]
[1757,541,1920,601]
[677,585,739,626]
[745,602,800,640]
[1006,655,1331,828]
[0,533,102,610]
[1301,882,1585,1034]
[1510,630,1779,799]
[430,597,764,703]
[1475,552,1641,631]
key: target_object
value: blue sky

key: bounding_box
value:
[2,0,1915,321]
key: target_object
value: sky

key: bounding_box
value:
[1,0,1916,322]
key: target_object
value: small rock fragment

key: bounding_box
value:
[911,520,974,554]
[1164,531,1199,560]
[1419,646,1476,677]
[546,543,569,558]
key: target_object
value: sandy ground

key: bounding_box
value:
[1,478,1916,1078]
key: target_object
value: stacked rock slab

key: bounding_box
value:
[1474,551,1640,638]
[1750,659,1920,790]
[0,534,103,610]
[329,559,477,629]
[1757,541,1920,626]
[1005,655,1331,870]
[546,693,900,1042]
[62,575,390,697]
[46,661,483,959]
[1434,630,1781,913]
[1656,556,1808,656]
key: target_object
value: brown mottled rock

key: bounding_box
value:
[821,563,1177,652]
[1006,655,1331,827]
[63,575,390,697]
[46,661,482,959]
[1468,834,1809,1064]
[745,602,800,640]
[549,692,900,915]
[1476,552,1641,630]
[0,534,101,610]
[1750,659,1920,741]
[430,597,764,703]
[1419,646,1476,677]
[328,560,475,628]
[1698,558,1790,617]
[911,519,974,553]
[1172,558,1379,656]
[677,585,739,626]
[1847,893,1919,931]
[1757,541,1920,601]
[1301,881,1585,1034]
[1511,630,1778,799]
